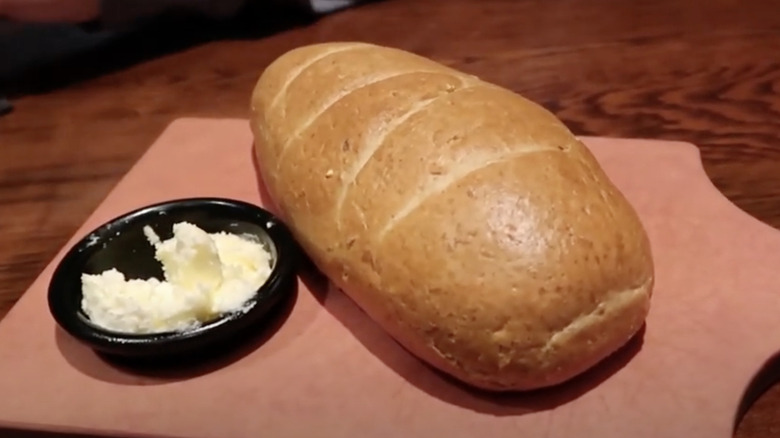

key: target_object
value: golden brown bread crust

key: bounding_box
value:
[250,42,654,391]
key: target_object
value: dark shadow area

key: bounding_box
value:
[0,2,320,99]
[54,279,298,385]
[734,351,780,433]
[250,141,646,415]
[0,428,133,438]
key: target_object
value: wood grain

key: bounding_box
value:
[0,0,778,435]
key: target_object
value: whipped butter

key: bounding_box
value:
[81,222,273,334]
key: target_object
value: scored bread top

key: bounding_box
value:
[250,42,654,390]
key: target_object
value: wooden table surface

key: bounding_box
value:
[1,0,779,436]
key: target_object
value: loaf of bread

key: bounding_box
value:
[250,42,654,391]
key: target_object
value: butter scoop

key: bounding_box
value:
[144,222,225,295]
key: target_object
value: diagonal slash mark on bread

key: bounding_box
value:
[275,69,448,170]
[427,276,652,380]
[377,146,558,240]
[334,79,481,229]
[540,276,652,354]
[267,43,373,112]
